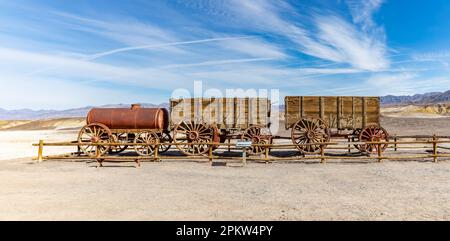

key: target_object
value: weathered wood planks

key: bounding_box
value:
[170,98,271,129]
[285,96,380,130]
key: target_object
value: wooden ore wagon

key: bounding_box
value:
[170,97,272,155]
[284,96,389,154]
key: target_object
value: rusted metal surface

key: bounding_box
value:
[86,104,169,130]
[285,96,380,130]
[170,98,271,130]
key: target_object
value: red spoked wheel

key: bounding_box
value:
[358,125,389,153]
[291,118,330,154]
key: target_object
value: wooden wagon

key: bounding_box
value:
[284,96,389,153]
[170,97,272,155]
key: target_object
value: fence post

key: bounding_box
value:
[320,145,325,163]
[135,159,141,168]
[209,145,213,164]
[37,139,44,163]
[154,143,159,162]
[265,144,269,164]
[377,143,382,162]
[347,136,351,153]
[433,135,438,163]
[242,147,247,166]
[394,135,397,152]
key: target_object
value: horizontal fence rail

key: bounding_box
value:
[31,134,450,167]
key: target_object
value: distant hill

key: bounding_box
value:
[381,91,450,105]
[2,91,450,120]
[0,103,169,120]
[0,118,86,131]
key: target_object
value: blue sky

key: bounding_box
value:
[0,0,449,110]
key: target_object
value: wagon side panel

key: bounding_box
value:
[365,97,380,126]
[171,98,270,130]
[353,97,364,129]
[323,97,338,129]
[284,96,301,129]
[235,98,270,129]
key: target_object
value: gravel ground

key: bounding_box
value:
[1,158,450,220]
[1,116,450,220]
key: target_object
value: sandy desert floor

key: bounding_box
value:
[1,159,450,220]
[1,116,450,220]
[0,130,78,160]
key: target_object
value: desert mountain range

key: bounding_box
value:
[381,90,450,105]
[2,91,450,120]
[0,103,169,120]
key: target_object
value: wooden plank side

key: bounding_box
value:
[283,96,380,130]
[303,97,320,119]
[170,97,270,129]
[284,96,300,129]
[353,97,363,129]
[341,97,355,129]
[366,97,380,125]
[323,97,337,128]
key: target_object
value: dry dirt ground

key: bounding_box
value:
[1,116,450,220]
[1,159,450,220]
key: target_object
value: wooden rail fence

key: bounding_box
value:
[32,135,450,167]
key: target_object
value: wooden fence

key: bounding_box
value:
[32,135,450,167]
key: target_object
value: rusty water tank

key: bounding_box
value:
[86,104,169,130]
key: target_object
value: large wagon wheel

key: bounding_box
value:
[109,133,129,154]
[173,121,214,156]
[358,125,389,153]
[134,131,159,156]
[240,126,268,155]
[291,118,330,153]
[157,131,172,153]
[77,123,112,157]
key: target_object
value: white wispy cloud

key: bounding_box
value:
[1,0,447,109]
[213,0,389,71]
[156,57,277,70]
[84,36,257,61]
[218,38,287,59]
[367,72,418,87]
[346,0,384,31]
[311,15,388,70]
